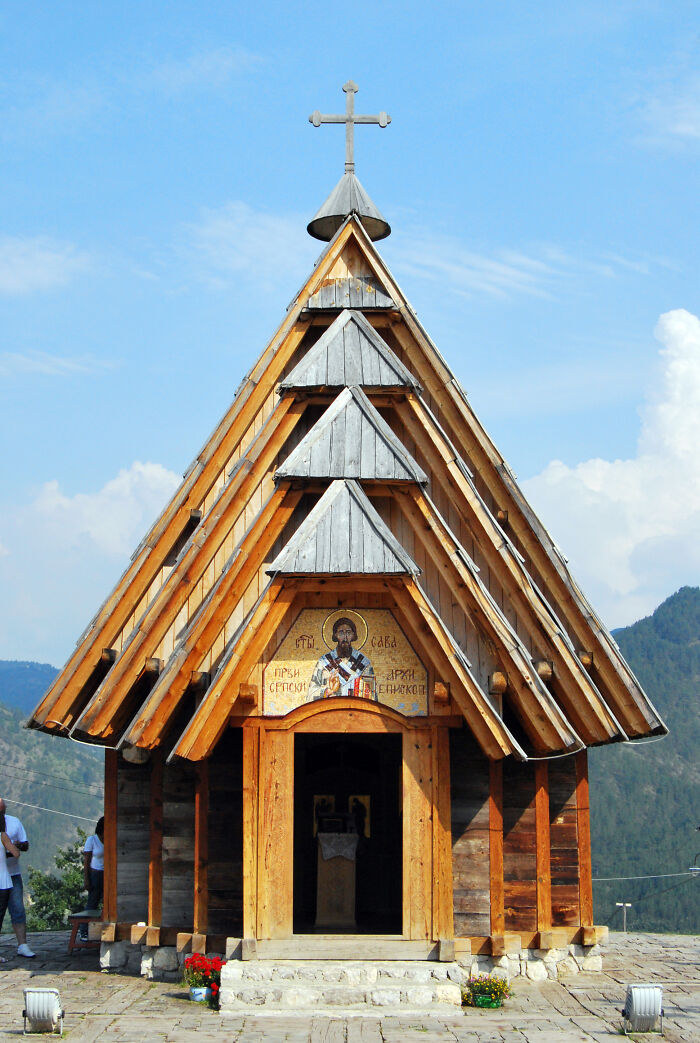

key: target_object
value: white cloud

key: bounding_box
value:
[185,201,317,290]
[0,235,90,295]
[386,231,660,301]
[0,350,112,378]
[34,462,181,557]
[523,309,700,627]
[635,71,700,145]
[0,461,180,663]
[146,46,262,94]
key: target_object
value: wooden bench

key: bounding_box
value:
[67,911,101,954]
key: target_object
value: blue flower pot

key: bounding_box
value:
[189,986,212,1002]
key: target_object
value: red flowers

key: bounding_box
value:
[183,952,226,992]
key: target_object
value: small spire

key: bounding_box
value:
[307,82,391,241]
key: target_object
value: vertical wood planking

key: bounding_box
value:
[549,758,580,925]
[104,749,118,922]
[489,759,504,935]
[257,728,294,938]
[450,730,491,937]
[503,761,537,932]
[403,728,432,940]
[432,726,454,940]
[535,762,552,931]
[242,726,259,939]
[194,760,209,934]
[576,751,594,926]
[148,750,164,926]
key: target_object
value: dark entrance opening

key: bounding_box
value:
[293,732,402,934]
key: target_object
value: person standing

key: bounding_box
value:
[0,798,34,958]
[78,817,104,942]
[0,812,21,963]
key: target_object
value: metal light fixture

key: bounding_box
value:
[620,984,663,1034]
[22,988,64,1036]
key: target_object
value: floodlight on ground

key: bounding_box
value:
[22,988,64,1036]
[620,983,663,1034]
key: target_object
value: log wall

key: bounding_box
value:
[116,760,150,923]
[160,761,195,928]
[549,757,581,926]
[503,760,537,932]
[450,729,491,936]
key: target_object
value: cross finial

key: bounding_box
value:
[310,81,391,174]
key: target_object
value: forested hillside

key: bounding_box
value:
[589,586,700,934]
[0,660,59,715]
[0,676,103,879]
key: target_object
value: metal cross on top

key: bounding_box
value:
[309,81,391,175]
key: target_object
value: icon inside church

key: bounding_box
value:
[263,608,428,716]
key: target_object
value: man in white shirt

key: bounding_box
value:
[0,798,35,958]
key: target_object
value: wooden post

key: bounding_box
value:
[431,726,454,941]
[148,750,163,926]
[489,760,504,935]
[194,760,209,935]
[242,726,259,940]
[257,729,294,938]
[402,729,432,940]
[575,750,594,926]
[103,749,118,923]
[534,762,552,932]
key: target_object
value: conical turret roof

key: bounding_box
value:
[307,171,390,242]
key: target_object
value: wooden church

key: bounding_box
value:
[30,83,665,969]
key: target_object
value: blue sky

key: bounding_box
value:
[1,1,699,665]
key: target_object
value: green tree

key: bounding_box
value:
[26,829,87,931]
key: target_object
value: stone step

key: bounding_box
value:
[219,959,463,1013]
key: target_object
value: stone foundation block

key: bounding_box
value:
[435,981,462,1005]
[280,987,319,1007]
[557,956,580,977]
[153,946,178,972]
[100,941,129,971]
[405,986,435,1006]
[345,966,378,986]
[525,959,548,982]
[371,988,402,1006]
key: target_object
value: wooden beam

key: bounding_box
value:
[535,762,552,932]
[395,402,620,745]
[75,400,305,739]
[393,578,520,760]
[393,487,578,752]
[257,729,293,939]
[242,726,259,941]
[383,315,657,737]
[123,485,302,749]
[194,760,209,935]
[171,579,300,761]
[576,751,594,927]
[432,725,454,941]
[103,750,118,923]
[489,760,504,936]
[148,750,163,927]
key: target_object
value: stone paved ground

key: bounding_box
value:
[0,931,698,1041]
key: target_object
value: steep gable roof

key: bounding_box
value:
[276,386,427,483]
[27,214,665,763]
[268,479,420,576]
[278,309,421,392]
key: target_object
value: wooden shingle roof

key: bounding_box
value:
[278,309,421,392]
[27,214,666,762]
[267,479,420,576]
[275,386,427,483]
